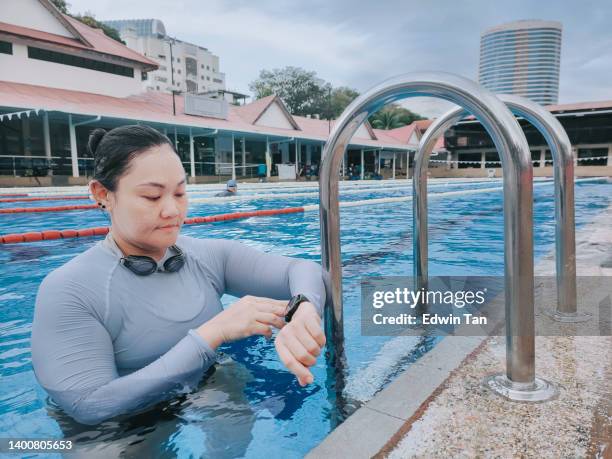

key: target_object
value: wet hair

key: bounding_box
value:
[88,125,177,191]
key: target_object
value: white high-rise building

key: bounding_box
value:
[479,20,562,105]
[104,19,226,95]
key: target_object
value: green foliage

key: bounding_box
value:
[249,67,423,125]
[249,66,331,116]
[72,13,125,44]
[49,1,124,44]
[50,0,69,14]
[369,105,425,130]
[327,86,360,119]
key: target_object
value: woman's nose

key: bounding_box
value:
[160,196,180,218]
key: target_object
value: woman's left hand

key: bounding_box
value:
[274,302,326,387]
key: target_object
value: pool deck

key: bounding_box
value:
[307,202,612,458]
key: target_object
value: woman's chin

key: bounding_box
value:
[152,228,180,245]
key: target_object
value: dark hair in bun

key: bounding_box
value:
[89,125,176,192]
[87,128,107,158]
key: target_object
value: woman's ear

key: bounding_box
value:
[89,180,109,208]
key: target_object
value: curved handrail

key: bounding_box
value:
[414,94,586,322]
[319,72,554,400]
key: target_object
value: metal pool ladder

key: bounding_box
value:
[414,93,590,325]
[318,72,557,403]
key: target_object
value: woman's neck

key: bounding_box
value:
[110,230,165,262]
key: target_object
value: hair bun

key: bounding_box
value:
[88,128,107,157]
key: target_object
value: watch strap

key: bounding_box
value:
[285,294,310,323]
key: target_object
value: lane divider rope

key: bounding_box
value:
[0,177,504,195]
[0,204,97,214]
[0,207,305,244]
[0,177,603,244]
[0,195,90,203]
[0,180,516,213]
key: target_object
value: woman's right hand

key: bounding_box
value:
[196,295,288,350]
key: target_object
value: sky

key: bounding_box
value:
[67,0,612,118]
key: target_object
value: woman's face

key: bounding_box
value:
[107,144,188,254]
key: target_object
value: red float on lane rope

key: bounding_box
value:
[0,195,90,203]
[0,204,97,213]
[0,206,306,244]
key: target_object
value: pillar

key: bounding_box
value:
[241,136,246,177]
[21,117,31,156]
[43,112,52,176]
[231,133,236,180]
[406,151,410,179]
[306,144,312,165]
[265,136,271,178]
[392,152,396,179]
[481,151,486,169]
[189,128,195,178]
[68,114,79,177]
[174,126,178,151]
[295,139,300,176]
[360,149,364,180]
[540,149,546,168]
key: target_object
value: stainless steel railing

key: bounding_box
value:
[319,72,556,404]
[414,94,589,325]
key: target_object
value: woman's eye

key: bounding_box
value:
[144,196,160,201]
[175,193,186,198]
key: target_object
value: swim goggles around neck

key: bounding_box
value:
[119,245,185,276]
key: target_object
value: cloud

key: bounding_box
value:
[67,0,612,116]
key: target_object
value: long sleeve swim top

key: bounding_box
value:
[31,232,327,425]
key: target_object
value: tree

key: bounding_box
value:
[327,86,360,119]
[369,104,424,130]
[249,67,424,124]
[50,0,69,14]
[249,66,331,117]
[49,1,124,44]
[73,13,125,44]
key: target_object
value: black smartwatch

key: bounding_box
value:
[285,294,310,323]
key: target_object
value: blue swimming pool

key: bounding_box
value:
[0,178,610,458]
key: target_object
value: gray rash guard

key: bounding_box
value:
[31,232,327,425]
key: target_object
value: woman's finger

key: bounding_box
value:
[303,317,326,348]
[281,330,317,367]
[256,311,286,329]
[293,323,321,357]
[251,322,273,338]
[275,337,313,386]
[251,297,288,316]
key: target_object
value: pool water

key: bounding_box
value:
[0,178,610,458]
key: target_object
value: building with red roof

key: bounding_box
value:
[0,78,420,184]
[0,0,609,185]
[0,0,158,98]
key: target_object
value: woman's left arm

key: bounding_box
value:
[204,239,328,386]
[215,240,326,317]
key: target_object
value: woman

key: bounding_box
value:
[31,125,327,426]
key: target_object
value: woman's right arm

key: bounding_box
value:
[31,275,217,426]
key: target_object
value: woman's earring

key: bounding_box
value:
[98,202,106,209]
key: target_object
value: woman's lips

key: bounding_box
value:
[158,224,179,230]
